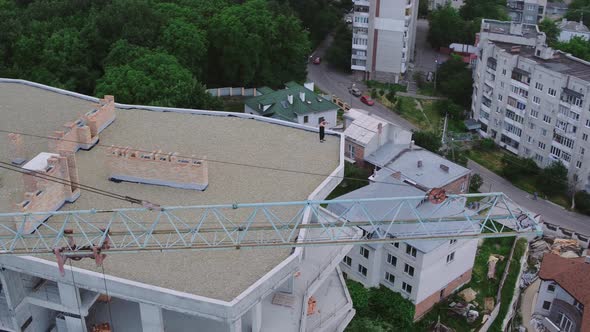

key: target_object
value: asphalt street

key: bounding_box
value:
[307,20,590,234]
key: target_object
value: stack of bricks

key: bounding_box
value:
[106,147,208,190]
[49,95,116,153]
[8,133,26,165]
[14,151,81,233]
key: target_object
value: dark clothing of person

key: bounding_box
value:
[319,126,325,141]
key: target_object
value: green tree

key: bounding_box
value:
[160,19,208,78]
[460,0,507,20]
[96,51,221,109]
[565,0,590,27]
[326,22,353,72]
[538,18,559,46]
[434,99,464,119]
[436,55,473,107]
[501,155,540,181]
[574,190,590,215]
[470,173,483,192]
[208,0,310,87]
[556,36,590,61]
[413,131,442,153]
[346,280,370,316]
[428,5,469,49]
[537,161,568,196]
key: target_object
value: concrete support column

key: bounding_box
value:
[58,282,87,332]
[228,317,242,332]
[251,302,262,332]
[64,316,86,332]
[139,303,164,332]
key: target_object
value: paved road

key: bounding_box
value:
[469,160,590,234]
[412,19,449,73]
[307,35,417,131]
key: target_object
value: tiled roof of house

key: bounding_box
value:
[245,82,338,122]
[539,253,590,331]
[342,109,392,146]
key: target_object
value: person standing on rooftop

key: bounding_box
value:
[319,119,327,142]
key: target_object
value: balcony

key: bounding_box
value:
[351,64,367,71]
[354,0,370,7]
[511,79,529,91]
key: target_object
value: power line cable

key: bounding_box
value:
[0,129,415,189]
[0,162,147,205]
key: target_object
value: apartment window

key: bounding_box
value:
[586,119,590,128]
[535,154,544,163]
[548,88,557,97]
[343,255,352,266]
[402,282,413,294]
[387,253,397,267]
[542,301,551,310]
[303,116,309,123]
[557,312,574,332]
[450,239,457,245]
[533,96,540,104]
[535,82,543,91]
[547,284,555,292]
[530,109,539,118]
[583,133,588,141]
[358,264,367,276]
[348,144,356,159]
[446,252,455,263]
[541,128,547,136]
[498,94,503,101]
[406,244,417,257]
[360,247,370,259]
[385,272,395,285]
[554,132,575,149]
[576,160,583,168]
[538,142,546,150]
[574,300,585,311]
[528,136,533,144]
[404,264,415,277]
[543,115,552,124]
[393,242,400,248]
[580,147,585,155]
[502,69,506,75]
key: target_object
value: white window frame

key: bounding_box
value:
[404,263,415,277]
[446,252,455,263]
[358,264,367,277]
[360,246,370,259]
[343,255,352,266]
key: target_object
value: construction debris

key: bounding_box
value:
[458,288,477,302]
[560,250,580,258]
[530,238,550,260]
[484,297,495,312]
[551,239,581,256]
[466,310,479,323]
[520,272,537,288]
[430,316,455,332]
[487,254,504,279]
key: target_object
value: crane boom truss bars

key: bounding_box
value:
[0,192,542,256]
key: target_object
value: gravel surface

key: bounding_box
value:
[0,83,340,301]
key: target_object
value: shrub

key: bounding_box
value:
[386,90,397,102]
[469,173,483,193]
[413,71,425,88]
[371,88,378,99]
[478,138,496,151]
[574,191,590,215]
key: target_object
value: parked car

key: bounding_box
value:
[360,95,374,106]
[313,57,321,64]
[345,16,353,24]
[349,87,362,97]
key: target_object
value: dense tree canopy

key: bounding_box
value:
[428,5,474,48]
[326,22,353,72]
[436,55,473,107]
[538,18,559,46]
[565,0,590,27]
[0,0,320,109]
[556,36,590,61]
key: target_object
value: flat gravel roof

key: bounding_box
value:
[0,83,340,301]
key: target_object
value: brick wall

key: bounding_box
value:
[442,174,471,194]
[49,95,116,153]
[414,268,473,319]
[14,152,81,233]
[345,140,365,167]
[106,147,208,191]
[8,133,26,165]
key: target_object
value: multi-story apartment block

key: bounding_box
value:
[472,20,590,191]
[507,0,546,24]
[351,0,418,83]
[534,253,590,332]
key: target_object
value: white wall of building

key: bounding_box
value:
[558,30,590,42]
[296,110,338,128]
[534,280,577,315]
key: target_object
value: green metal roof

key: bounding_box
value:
[245,82,338,122]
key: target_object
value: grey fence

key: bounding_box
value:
[542,223,590,248]
[207,87,261,97]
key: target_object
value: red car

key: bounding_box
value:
[313,57,321,64]
[360,95,374,106]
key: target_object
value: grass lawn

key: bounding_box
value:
[381,96,440,131]
[325,162,372,200]
[467,148,571,207]
[416,237,516,332]
[221,96,247,113]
